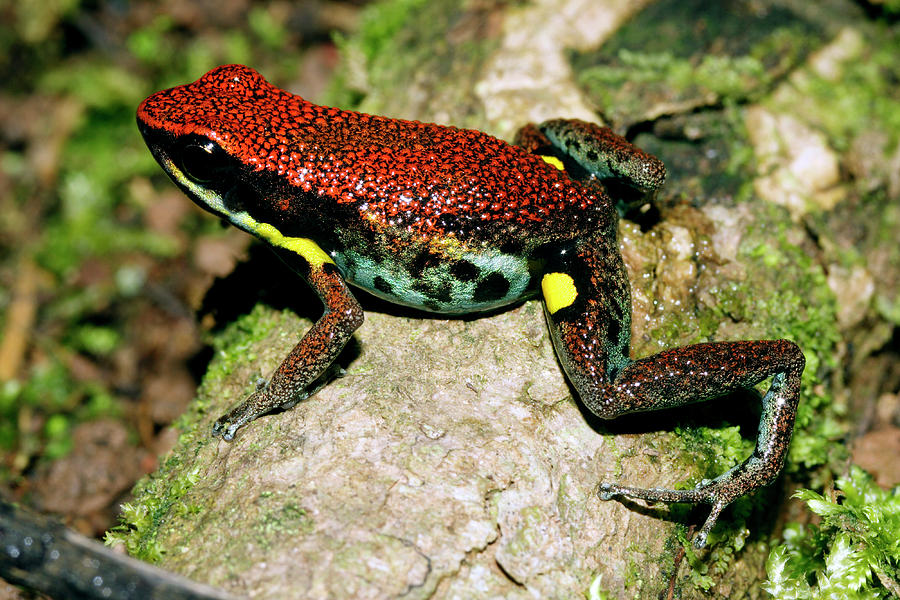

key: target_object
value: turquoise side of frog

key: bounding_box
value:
[137,65,805,548]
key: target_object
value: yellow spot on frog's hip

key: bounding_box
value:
[253,223,334,268]
[539,155,565,171]
[541,272,577,314]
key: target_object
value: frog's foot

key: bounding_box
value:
[211,370,336,440]
[212,390,273,441]
[598,474,747,549]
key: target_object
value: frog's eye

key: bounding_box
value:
[179,140,227,184]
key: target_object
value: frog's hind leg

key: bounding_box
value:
[541,234,805,548]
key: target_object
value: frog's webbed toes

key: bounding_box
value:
[211,419,240,441]
[597,480,735,548]
[211,408,252,441]
[211,390,269,441]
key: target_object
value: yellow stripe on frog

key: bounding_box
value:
[253,222,334,268]
[539,155,564,171]
[541,272,577,314]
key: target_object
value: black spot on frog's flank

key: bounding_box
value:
[606,318,621,346]
[473,272,510,303]
[423,299,442,312]
[409,251,439,278]
[585,149,598,163]
[497,239,525,255]
[413,278,453,305]
[373,276,393,295]
[449,260,479,282]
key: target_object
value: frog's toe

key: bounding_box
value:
[597,481,705,504]
[597,482,616,501]
[211,391,268,441]
[211,419,240,441]
[597,481,733,549]
[693,500,729,549]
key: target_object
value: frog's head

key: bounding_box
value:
[136,65,309,238]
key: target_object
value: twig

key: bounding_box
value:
[0,499,242,599]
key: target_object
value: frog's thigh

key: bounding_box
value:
[540,235,633,406]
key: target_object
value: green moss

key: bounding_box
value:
[676,425,748,481]
[351,0,430,67]
[246,6,289,51]
[202,305,281,376]
[106,307,292,561]
[326,0,431,109]
[764,467,900,598]
[326,0,500,130]
[868,194,900,326]
[572,0,824,126]
[579,50,770,105]
[43,414,73,460]
[681,511,755,589]
[623,550,649,594]
[769,26,900,153]
[702,205,844,475]
[0,359,121,464]
[254,494,314,550]
[105,465,202,562]
[67,324,121,357]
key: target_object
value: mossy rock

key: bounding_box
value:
[116,0,900,597]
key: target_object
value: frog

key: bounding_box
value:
[137,64,805,548]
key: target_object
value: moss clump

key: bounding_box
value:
[325,0,443,109]
[769,27,900,154]
[708,205,844,476]
[105,465,202,563]
[579,49,771,104]
[571,0,825,126]
[764,467,900,598]
[105,306,291,562]
[326,0,501,130]
[0,360,120,464]
[254,493,314,550]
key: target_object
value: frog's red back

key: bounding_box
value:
[137,64,606,239]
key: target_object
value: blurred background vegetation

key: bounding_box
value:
[0,0,374,537]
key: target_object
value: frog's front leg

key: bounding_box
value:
[212,254,363,441]
[540,234,805,548]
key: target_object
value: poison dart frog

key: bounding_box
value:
[137,64,805,548]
